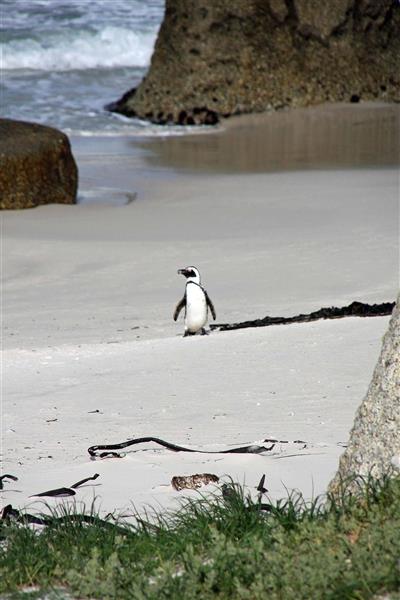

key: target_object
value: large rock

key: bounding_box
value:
[0,119,78,209]
[110,0,400,125]
[329,294,400,495]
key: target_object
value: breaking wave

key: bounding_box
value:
[2,25,158,71]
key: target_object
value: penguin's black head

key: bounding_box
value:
[178,266,201,283]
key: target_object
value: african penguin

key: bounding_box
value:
[173,266,216,337]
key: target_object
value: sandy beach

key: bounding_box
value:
[2,103,399,519]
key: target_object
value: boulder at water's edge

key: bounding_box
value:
[0,119,78,210]
[111,0,400,125]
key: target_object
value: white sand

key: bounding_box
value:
[2,121,399,518]
[3,316,390,517]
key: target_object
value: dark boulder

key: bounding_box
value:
[111,0,400,125]
[0,119,78,209]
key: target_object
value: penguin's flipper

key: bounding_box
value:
[173,296,186,321]
[205,291,216,320]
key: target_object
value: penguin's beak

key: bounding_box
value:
[177,268,188,276]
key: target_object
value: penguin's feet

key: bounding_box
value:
[200,328,209,336]
[183,330,195,338]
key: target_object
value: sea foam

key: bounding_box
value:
[2,26,158,71]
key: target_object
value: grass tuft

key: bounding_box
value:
[1,475,399,599]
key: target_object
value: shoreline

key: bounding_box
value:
[69,101,400,207]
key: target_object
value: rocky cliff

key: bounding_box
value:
[110,0,400,125]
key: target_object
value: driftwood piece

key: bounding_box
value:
[31,474,100,498]
[1,504,129,535]
[70,473,100,489]
[88,437,310,460]
[88,436,276,459]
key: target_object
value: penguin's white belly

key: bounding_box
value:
[185,284,207,332]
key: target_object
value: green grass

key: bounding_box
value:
[1,475,399,599]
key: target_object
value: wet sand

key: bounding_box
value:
[137,102,400,174]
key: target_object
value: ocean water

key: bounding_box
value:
[0,0,187,136]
